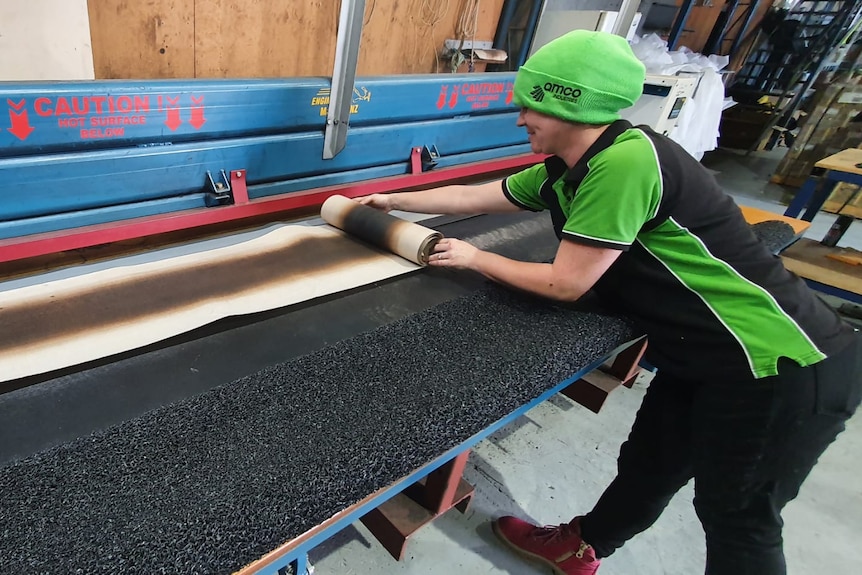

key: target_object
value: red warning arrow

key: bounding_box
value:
[6,99,34,141]
[164,96,182,131]
[437,86,448,110]
[165,108,181,131]
[189,95,206,129]
[448,86,459,108]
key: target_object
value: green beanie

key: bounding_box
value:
[513,30,645,125]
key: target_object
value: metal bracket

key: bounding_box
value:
[409,145,441,174]
[421,145,440,171]
[443,39,493,51]
[323,0,367,160]
[204,170,233,207]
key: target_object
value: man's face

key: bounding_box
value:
[516,107,569,155]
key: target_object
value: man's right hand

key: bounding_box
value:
[356,193,396,212]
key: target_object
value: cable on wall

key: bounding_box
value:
[451,0,481,72]
[413,0,450,73]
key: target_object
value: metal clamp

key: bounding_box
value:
[421,145,440,171]
[204,170,233,206]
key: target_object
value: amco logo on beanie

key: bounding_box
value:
[530,84,581,104]
[543,83,581,103]
[529,86,545,102]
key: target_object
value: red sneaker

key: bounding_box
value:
[492,516,600,575]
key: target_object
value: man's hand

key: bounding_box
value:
[428,238,480,270]
[356,193,396,212]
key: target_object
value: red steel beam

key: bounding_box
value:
[0,153,544,265]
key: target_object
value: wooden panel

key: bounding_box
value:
[669,0,775,57]
[358,0,506,75]
[89,0,506,78]
[89,0,195,79]
[823,182,862,219]
[673,0,726,53]
[781,238,862,296]
[815,148,862,175]
[194,0,338,78]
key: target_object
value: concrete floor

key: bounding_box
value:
[307,147,862,575]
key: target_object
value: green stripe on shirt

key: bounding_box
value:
[640,217,826,377]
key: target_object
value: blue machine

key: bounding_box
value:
[0,74,532,247]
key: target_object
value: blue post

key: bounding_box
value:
[668,0,695,50]
[516,0,544,69]
[730,0,762,58]
[293,554,311,575]
[784,176,822,218]
[493,0,518,50]
[802,179,838,222]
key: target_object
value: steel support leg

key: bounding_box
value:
[323,0,367,159]
[360,451,474,560]
[561,337,648,413]
[785,176,819,218]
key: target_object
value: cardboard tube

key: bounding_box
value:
[320,195,443,266]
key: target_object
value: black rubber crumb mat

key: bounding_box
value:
[0,287,636,575]
[750,220,797,252]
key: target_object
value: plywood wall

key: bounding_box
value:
[358,0,505,75]
[89,0,195,79]
[194,0,340,78]
[88,0,506,79]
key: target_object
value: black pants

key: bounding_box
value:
[580,332,862,575]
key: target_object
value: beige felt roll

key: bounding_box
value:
[320,195,443,266]
[0,222,421,383]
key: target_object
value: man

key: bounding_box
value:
[359,30,861,575]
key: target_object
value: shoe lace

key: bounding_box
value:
[532,524,591,559]
[532,523,575,544]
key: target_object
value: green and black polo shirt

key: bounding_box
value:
[503,120,856,380]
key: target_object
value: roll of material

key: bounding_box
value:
[320,195,443,266]
[0,222,423,384]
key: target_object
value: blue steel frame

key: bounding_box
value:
[0,75,520,153]
[784,169,862,223]
[802,278,862,305]
[784,169,862,303]
[240,340,637,575]
[668,0,696,50]
[0,74,525,241]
